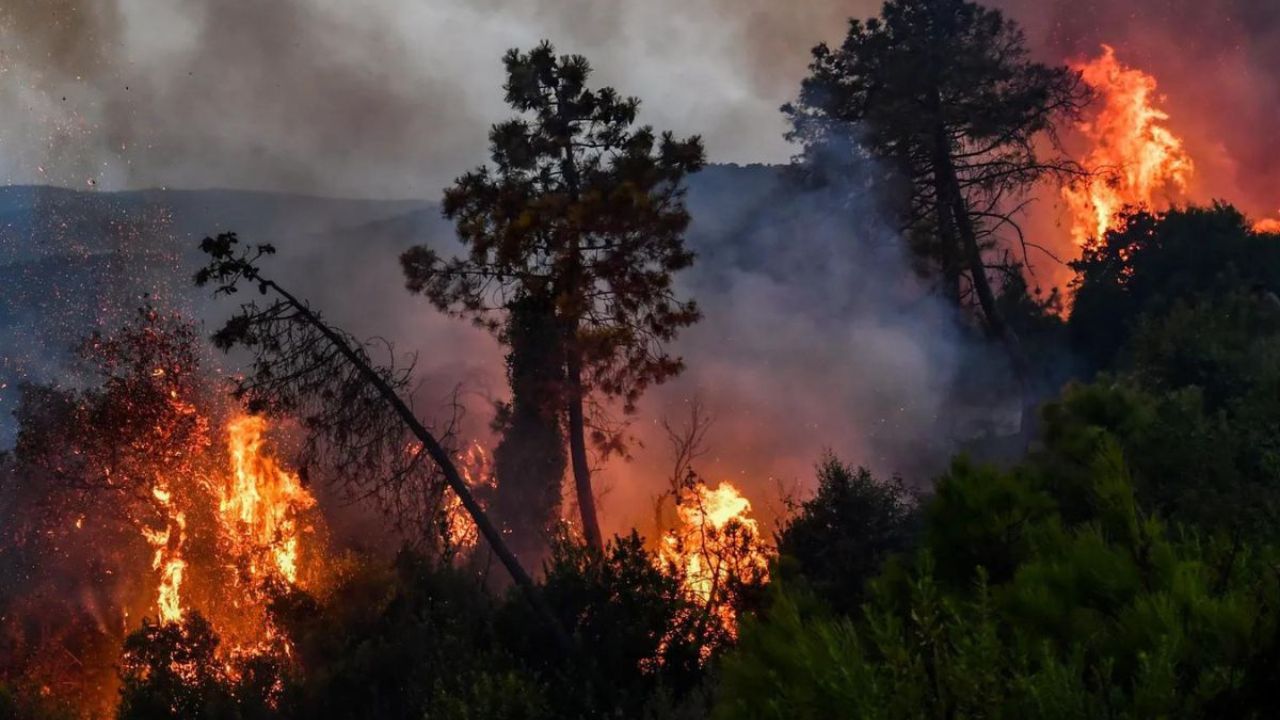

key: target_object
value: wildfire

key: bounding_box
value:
[445,440,495,551]
[124,409,328,697]
[661,480,769,636]
[220,415,316,585]
[1063,45,1195,245]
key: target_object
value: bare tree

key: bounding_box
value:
[653,398,713,538]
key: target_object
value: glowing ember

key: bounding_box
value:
[1063,45,1195,245]
[661,480,769,636]
[220,415,316,585]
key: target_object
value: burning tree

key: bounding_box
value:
[193,232,570,649]
[401,41,705,551]
[653,402,770,648]
[784,0,1090,402]
[0,305,330,714]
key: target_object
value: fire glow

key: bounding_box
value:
[1062,45,1195,246]
[661,480,769,636]
[137,412,325,658]
[446,440,496,552]
[220,415,316,586]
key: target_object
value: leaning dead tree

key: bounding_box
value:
[194,232,569,650]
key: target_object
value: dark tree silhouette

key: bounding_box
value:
[784,0,1089,399]
[401,42,705,549]
[490,290,568,566]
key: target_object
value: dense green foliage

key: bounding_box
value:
[718,443,1280,719]
[712,203,1280,719]
[1070,204,1280,373]
[775,457,919,616]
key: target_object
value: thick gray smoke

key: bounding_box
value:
[4,0,1276,205]
[0,0,869,196]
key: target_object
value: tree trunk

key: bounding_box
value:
[565,347,604,550]
[930,167,963,305]
[936,154,1038,440]
[552,90,605,551]
[492,292,568,566]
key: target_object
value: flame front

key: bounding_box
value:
[220,415,316,585]
[1255,215,1280,234]
[1063,45,1195,246]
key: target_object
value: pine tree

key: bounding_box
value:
[403,42,705,548]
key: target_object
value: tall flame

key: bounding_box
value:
[445,441,495,551]
[220,415,316,585]
[1063,45,1195,245]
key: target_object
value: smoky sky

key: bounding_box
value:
[2,0,1277,211]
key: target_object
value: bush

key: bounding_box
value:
[775,456,918,616]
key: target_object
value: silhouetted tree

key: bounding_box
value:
[490,290,568,566]
[785,0,1088,398]
[1070,204,1280,373]
[402,42,705,549]
[117,613,278,720]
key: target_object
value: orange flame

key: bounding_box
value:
[661,480,769,636]
[445,441,495,551]
[1063,45,1195,245]
[220,415,316,585]
[141,483,187,624]
[1255,215,1280,234]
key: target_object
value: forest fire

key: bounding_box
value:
[661,480,769,637]
[1062,45,1195,246]
[8,0,1280,714]
[445,440,496,551]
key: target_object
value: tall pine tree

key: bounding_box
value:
[403,42,704,549]
[785,0,1088,404]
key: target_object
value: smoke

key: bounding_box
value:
[3,0,1275,207]
[0,0,869,196]
[601,165,1011,533]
